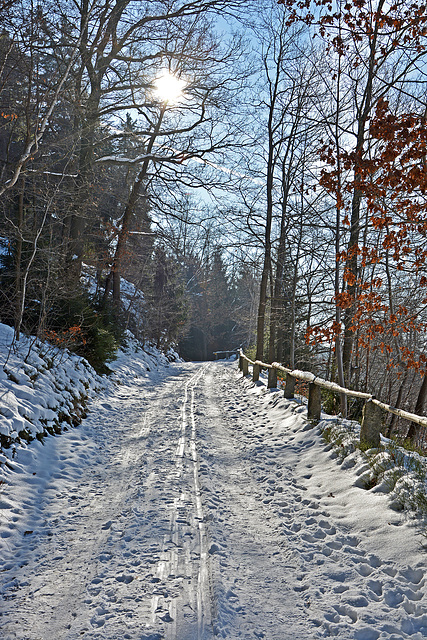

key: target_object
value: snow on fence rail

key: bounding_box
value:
[238,350,427,448]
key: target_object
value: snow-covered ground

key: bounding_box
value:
[0,323,103,451]
[0,345,426,638]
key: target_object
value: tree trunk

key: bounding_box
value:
[108,105,166,311]
[13,183,25,340]
[68,82,101,276]
[341,0,384,381]
[256,45,280,362]
[333,35,347,417]
[268,186,288,364]
[407,373,427,443]
[256,261,270,362]
[342,185,362,381]
[414,374,427,416]
[387,369,409,437]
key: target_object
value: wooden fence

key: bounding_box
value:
[238,351,427,448]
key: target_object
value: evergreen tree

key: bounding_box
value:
[146,246,189,350]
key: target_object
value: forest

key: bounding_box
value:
[1,0,427,447]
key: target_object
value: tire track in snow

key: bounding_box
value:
[190,369,214,639]
[153,363,214,639]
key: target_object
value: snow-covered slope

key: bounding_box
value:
[0,323,103,456]
[0,323,178,466]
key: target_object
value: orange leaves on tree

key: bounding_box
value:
[399,348,427,372]
[305,320,342,346]
[335,291,353,308]
[44,325,87,350]
[1,112,17,121]
[278,0,427,53]
[281,0,427,374]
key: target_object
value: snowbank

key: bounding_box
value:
[0,324,103,456]
[0,323,179,468]
[316,415,427,520]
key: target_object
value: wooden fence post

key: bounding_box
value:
[307,382,321,422]
[242,357,249,376]
[360,399,383,448]
[267,367,277,389]
[232,352,427,435]
[284,374,295,399]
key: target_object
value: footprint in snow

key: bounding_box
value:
[399,567,424,584]
[115,574,134,583]
[367,579,383,597]
[353,629,380,640]
[356,563,374,577]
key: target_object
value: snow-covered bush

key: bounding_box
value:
[318,416,427,518]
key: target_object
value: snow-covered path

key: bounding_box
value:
[1,360,426,639]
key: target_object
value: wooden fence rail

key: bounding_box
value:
[238,351,427,448]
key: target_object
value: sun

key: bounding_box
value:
[154,71,186,104]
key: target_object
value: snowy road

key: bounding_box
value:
[1,360,426,639]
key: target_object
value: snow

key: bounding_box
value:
[0,237,9,256]
[0,338,426,639]
[81,264,145,324]
[0,323,103,451]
